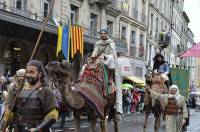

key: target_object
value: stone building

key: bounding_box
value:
[0,0,150,81]
[146,0,171,71]
[0,0,60,74]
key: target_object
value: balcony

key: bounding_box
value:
[121,2,129,14]
[130,42,137,57]
[131,8,139,21]
[113,38,128,54]
[138,45,145,59]
[88,0,112,5]
[83,28,99,44]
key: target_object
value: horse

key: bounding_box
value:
[143,73,168,132]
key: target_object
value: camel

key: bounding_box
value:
[143,73,168,132]
[46,60,118,132]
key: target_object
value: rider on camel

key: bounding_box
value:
[153,53,171,89]
[91,29,116,84]
[91,29,123,119]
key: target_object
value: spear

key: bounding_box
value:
[1,0,56,131]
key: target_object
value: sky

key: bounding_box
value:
[184,0,200,43]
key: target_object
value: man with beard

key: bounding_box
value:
[1,60,58,132]
[147,85,188,132]
[91,29,123,119]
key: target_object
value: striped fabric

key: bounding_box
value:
[70,25,84,58]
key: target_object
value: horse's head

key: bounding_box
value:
[45,61,72,90]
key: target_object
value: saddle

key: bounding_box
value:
[75,62,115,117]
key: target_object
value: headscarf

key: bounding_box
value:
[16,69,26,77]
[169,84,180,100]
[99,29,108,34]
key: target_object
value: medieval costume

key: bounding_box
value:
[149,85,188,132]
[1,61,59,132]
[92,30,123,114]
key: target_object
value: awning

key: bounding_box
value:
[125,76,145,86]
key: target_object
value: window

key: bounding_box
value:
[16,0,24,10]
[121,26,127,40]
[122,0,129,13]
[135,67,142,77]
[150,13,153,36]
[148,45,152,62]
[43,0,49,18]
[90,13,98,37]
[107,21,113,37]
[90,13,98,31]
[70,5,78,25]
[161,22,163,31]
[140,34,144,45]
[139,34,144,58]
[131,31,136,45]
[130,31,136,56]
[155,18,159,38]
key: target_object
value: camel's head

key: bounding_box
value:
[145,73,153,84]
[145,73,165,86]
[45,61,72,90]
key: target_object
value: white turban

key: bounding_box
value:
[16,69,26,76]
[169,84,180,100]
[170,85,178,90]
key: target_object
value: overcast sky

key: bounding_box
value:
[184,0,200,43]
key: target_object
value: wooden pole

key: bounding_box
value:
[1,0,56,131]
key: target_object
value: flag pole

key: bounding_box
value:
[29,0,56,61]
[1,0,56,131]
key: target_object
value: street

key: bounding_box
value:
[52,109,200,132]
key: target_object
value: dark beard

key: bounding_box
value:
[101,36,108,40]
[26,76,39,85]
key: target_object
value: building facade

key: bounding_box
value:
[146,0,171,71]
[170,0,185,66]
[0,0,150,79]
[112,0,149,78]
[0,0,196,84]
[0,0,60,74]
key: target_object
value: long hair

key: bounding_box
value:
[153,53,165,70]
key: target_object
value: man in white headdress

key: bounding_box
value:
[147,85,188,132]
[4,69,27,110]
[91,29,123,119]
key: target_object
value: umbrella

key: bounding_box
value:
[121,87,130,90]
[134,88,145,93]
[180,42,200,58]
[121,83,133,89]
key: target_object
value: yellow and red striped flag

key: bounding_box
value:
[70,25,84,58]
